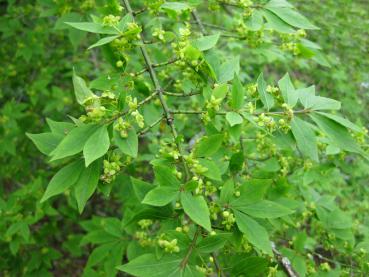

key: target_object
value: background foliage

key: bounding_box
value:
[0,0,368,276]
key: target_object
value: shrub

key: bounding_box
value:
[1,0,369,276]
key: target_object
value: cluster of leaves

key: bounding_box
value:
[292,0,369,120]
[1,0,369,276]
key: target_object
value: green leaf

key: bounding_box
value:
[194,134,223,157]
[73,70,95,105]
[198,159,222,181]
[265,0,294,8]
[257,73,274,111]
[226,112,243,127]
[6,222,30,242]
[154,165,181,187]
[231,256,269,277]
[26,132,63,155]
[86,242,114,267]
[219,179,235,205]
[231,179,272,207]
[229,152,244,173]
[310,96,341,111]
[131,178,154,201]
[142,186,179,206]
[181,192,211,231]
[236,200,293,218]
[41,160,84,202]
[192,33,220,51]
[74,160,101,213]
[46,118,75,135]
[83,125,110,167]
[89,72,123,90]
[231,74,244,110]
[234,211,272,255]
[266,7,318,30]
[161,2,191,12]
[278,73,298,107]
[316,208,353,230]
[80,230,118,246]
[117,14,133,32]
[317,112,362,132]
[65,22,118,34]
[262,9,295,33]
[296,85,315,109]
[113,128,138,158]
[291,117,319,161]
[117,254,181,277]
[212,84,228,100]
[218,56,240,83]
[245,9,264,31]
[50,124,98,161]
[183,180,198,191]
[196,235,227,253]
[88,35,120,50]
[184,44,202,61]
[312,50,331,67]
[310,113,363,154]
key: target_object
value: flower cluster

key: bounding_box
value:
[157,237,180,253]
[101,153,122,183]
[114,118,131,138]
[222,210,236,230]
[280,29,307,55]
[102,15,121,27]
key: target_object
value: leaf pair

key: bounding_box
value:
[229,179,293,255]
[264,0,318,30]
[41,159,101,213]
[50,124,110,167]
[141,166,212,231]
[66,14,133,50]
[291,112,366,161]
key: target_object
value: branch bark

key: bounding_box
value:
[122,0,190,180]
[180,226,201,269]
[271,242,299,277]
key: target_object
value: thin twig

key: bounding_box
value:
[123,0,190,180]
[153,57,179,68]
[170,109,311,116]
[138,116,164,136]
[105,91,159,124]
[191,10,207,35]
[133,58,179,76]
[211,253,226,277]
[133,8,146,16]
[180,226,201,269]
[170,110,225,115]
[220,33,245,39]
[164,91,201,97]
[190,21,230,32]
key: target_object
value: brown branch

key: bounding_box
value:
[180,226,201,269]
[191,10,207,35]
[211,253,226,277]
[271,242,299,277]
